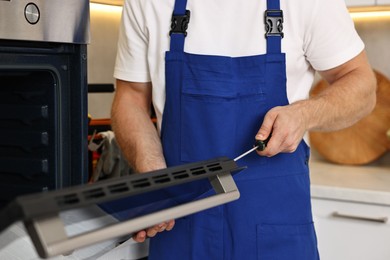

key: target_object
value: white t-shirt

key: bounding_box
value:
[114,0,364,133]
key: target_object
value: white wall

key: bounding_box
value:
[355,17,390,79]
[87,4,122,119]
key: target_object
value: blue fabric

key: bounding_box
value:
[170,0,188,52]
[150,0,320,259]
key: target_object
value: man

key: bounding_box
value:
[111,0,376,259]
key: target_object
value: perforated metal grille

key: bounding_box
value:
[55,159,231,208]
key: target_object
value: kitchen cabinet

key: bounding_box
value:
[377,0,390,4]
[345,0,376,6]
[312,198,390,260]
[346,0,390,6]
[309,159,390,260]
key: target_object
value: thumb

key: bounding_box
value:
[256,112,276,141]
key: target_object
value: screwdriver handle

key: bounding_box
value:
[255,134,271,151]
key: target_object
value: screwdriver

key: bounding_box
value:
[233,135,271,162]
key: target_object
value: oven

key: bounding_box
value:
[0,0,90,208]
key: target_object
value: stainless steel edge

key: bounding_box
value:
[25,214,70,258]
[47,191,239,257]
[332,211,388,224]
[25,173,240,258]
[0,0,90,44]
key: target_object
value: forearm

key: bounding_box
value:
[111,80,166,173]
[256,51,376,156]
[300,65,376,132]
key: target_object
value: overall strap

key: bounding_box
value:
[265,0,284,54]
[169,0,190,52]
[169,0,283,53]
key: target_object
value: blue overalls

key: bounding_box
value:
[150,0,320,259]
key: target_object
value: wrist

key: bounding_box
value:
[291,100,315,132]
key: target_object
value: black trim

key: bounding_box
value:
[170,10,191,36]
[264,10,284,38]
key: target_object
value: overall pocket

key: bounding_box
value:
[180,79,267,162]
[180,79,238,162]
[257,222,319,260]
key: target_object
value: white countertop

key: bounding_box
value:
[310,158,390,206]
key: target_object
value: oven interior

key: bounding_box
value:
[0,40,88,208]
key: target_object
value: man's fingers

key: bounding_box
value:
[146,224,163,237]
[256,109,278,141]
[257,131,283,157]
[133,220,175,243]
[256,126,272,141]
[166,219,175,231]
[132,230,147,243]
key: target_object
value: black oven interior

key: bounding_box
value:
[0,40,88,208]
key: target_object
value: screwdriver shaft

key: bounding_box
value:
[233,146,259,161]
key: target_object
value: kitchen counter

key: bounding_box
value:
[310,159,390,206]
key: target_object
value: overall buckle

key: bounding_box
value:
[264,10,284,38]
[170,10,191,36]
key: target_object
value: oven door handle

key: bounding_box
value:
[25,172,240,258]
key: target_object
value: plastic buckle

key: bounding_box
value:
[264,10,284,38]
[170,10,191,36]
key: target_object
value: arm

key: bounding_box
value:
[256,50,376,156]
[111,79,174,242]
[111,79,166,173]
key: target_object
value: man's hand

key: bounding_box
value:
[256,103,308,157]
[133,219,175,242]
[255,50,376,157]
